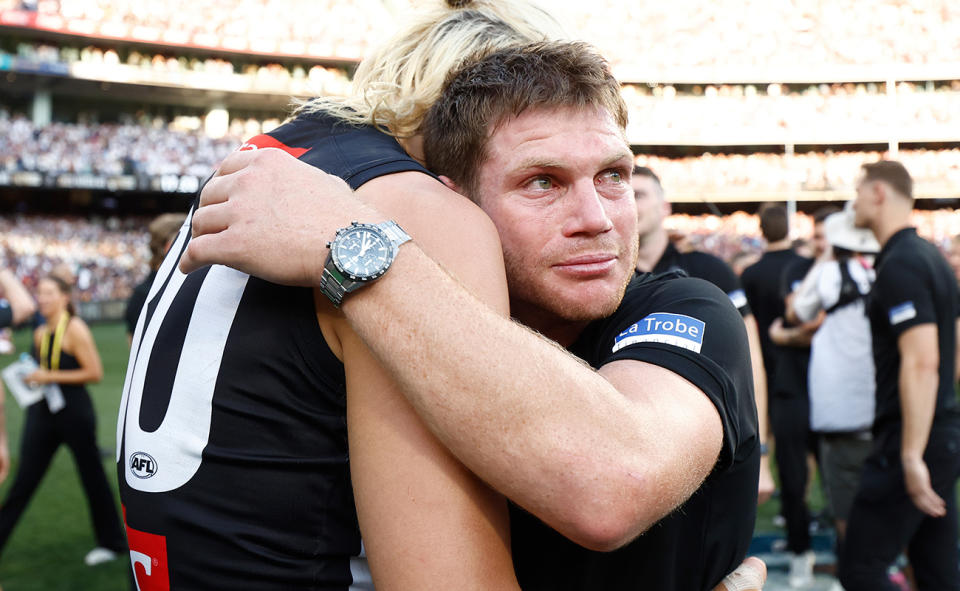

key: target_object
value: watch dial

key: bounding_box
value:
[332,225,393,279]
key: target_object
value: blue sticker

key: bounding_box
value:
[888,301,917,325]
[613,312,706,353]
[728,289,747,310]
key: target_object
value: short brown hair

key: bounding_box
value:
[861,160,913,201]
[422,41,627,197]
[758,203,789,242]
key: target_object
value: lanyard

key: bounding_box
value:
[39,313,69,371]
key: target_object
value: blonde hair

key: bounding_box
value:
[295,0,567,139]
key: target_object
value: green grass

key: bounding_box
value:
[0,321,952,588]
[0,322,130,590]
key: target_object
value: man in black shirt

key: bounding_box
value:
[740,203,817,585]
[839,160,960,591]
[632,166,773,505]
[185,41,763,591]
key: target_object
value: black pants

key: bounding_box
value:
[839,424,960,591]
[0,391,127,557]
[770,395,816,553]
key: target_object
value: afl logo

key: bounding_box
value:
[130,452,158,479]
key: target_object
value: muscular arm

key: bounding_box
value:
[898,323,947,517]
[0,269,36,326]
[183,149,732,550]
[336,172,518,588]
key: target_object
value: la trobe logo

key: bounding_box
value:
[130,451,158,479]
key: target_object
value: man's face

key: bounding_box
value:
[811,221,828,259]
[471,106,638,340]
[631,174,668,242]
[852,172,875,229]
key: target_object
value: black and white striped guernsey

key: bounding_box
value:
[117,111,433,590]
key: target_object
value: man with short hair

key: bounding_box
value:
[632,165,774,505]
[840,160,960,591]
[741,203,817,586]
[185,41,762,591]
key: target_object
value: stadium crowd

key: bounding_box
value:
[0,215,151,303]
[2,209,958,306]
[5,40,352,97]
[5,0,960,70]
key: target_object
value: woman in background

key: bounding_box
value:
[0,274,125,566]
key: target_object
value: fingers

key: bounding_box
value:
[912,487,947,517]
[180,232,238,276]
[714,556,767,591]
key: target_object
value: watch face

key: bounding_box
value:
[331,224,394,280]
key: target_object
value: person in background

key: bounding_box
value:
[124,213,186,345]
[0,269,37,485]
[741,203,817,588]
[840,160,960,591]
[787,204,878,556]
[0,275,126,567]
[632,165,774,505]
[947,234,960,285]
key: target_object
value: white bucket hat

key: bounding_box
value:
[824,202,879,254]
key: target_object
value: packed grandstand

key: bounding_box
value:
[2,0,960,308]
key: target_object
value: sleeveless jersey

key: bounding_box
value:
[117,111,433,590]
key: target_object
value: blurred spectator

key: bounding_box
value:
[124,213,186,343]
[948,234,960,283]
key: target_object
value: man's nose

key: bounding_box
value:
[562,180,614,236]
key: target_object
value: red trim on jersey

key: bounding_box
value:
[237,134,311,158]
[123,506,171,591]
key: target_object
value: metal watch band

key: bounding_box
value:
[377,220,411,246]
[319,267,355,307]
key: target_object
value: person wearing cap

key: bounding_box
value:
[786,203,879,552]
[839,160,960,591]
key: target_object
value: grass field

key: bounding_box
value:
[0,320,869,589]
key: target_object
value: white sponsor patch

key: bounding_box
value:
[888,301,917,325]
[613,312,706,353]
[728,289,748,310]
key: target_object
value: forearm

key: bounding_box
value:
[744,316,767,443]
[0,270,35,325]
[42,367,102,385]
[899,356,939,462]
[343,246,680,550]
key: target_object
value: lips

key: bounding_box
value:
[553,253,618,277]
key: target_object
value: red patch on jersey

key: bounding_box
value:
[124,508,171,591]
[237,134,311,158]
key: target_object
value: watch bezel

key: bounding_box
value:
[328,222,398,282]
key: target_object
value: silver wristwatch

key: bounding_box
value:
[319,220,411,307]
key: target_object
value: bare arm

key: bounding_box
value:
[0,269,36,326]
[182,149,729,550]
[898,323,946,517]
[336,172,518,588]
[743,314,773,504]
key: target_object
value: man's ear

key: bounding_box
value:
[439,175,464,196]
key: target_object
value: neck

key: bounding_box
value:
[511,304,587,349]
[635,228,668,273]
[765,238,792,252]
[873,214,912,247]
[398,136,427,166]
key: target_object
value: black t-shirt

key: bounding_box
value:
[125,270,156,336]
[867,227,960,434]
[117,111,433,590]
[511,273,759,591]
[0,301,12,329]
[741,249,811,399]
[653,242,751,316]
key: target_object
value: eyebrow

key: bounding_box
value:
[510,151,634,174]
